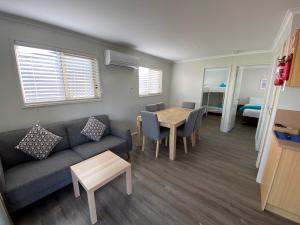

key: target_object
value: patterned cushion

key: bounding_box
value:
[15,124,62,160]
[81,117,107,141]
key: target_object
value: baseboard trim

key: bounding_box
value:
[266,204,300,224]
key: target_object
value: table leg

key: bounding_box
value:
[71,171,80,198]
[169,125,177,160]
[126,166,132,195]
[87,191,97,224]
[137,118,142,147]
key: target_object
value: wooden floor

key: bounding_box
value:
[13,115,298,225]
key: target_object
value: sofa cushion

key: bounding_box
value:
[65,115,111,148]
[4,150,82,207]
[44,122,70,153]
[0,123,70,169]
[15,124,62,160]
[72,135,127,159]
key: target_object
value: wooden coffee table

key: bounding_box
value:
[70,150,132,224]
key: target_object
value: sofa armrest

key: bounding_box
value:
[0,158,5,194]
[0,194,13,225]
[110,121,132,151]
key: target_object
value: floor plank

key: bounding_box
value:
[13,115,298,225]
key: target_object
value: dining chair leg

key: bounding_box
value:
[183,137,188,154]
[191,133,196,147]
[156,140,160,158]
[165,137,168,147]
[142,136,145,151]
[198,129,201,140]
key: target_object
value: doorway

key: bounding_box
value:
[227,65,271,132]
[201,67,230,131]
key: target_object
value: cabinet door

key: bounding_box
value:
[268,149,300,215]
[287,30,300,87]
[260,135,282,210]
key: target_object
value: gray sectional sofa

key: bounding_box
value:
[0,115,132,212]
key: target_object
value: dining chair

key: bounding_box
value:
[145,104,158,112]
[177,109,199,153]
[193,107,206,142]
[182,101,196,109]
[156,102,165,111]
[140,111,169,158]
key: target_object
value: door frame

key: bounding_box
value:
[255,63,278,153]
[227,66,243,131]
[223,64,271,132]
[201,67,231,132]
[256,40,289,183]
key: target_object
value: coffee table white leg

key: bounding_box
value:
[126,167,132,195]
[87,191,97,224]
[71,171,80,198]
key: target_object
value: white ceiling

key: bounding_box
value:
[0,0,300,61]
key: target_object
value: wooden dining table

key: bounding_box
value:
[136,107,193,160]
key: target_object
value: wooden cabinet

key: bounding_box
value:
[287,30,300,87]
[261,133,300,223]
[260,135,282,209]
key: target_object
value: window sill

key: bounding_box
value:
[139,93,163,98]
[22,97,102,109]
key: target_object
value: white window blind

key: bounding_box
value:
[139,67,162,96]
[14,44,100,106]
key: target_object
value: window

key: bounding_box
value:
[138,67,162,96]
[14,44,101,106]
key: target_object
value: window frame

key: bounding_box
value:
[138,66,163,97]
[13,41,102,108]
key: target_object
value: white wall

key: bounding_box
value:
[238,67,269,104]
[204,68,228,86]
[278,88,300,110]
[0,14,173,132]
[169,53,273,108]
[169,53,272,132]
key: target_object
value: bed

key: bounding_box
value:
[202,84,226,115]
[239,97,264,125]
[242,107,261,118]
[203,85,226,93]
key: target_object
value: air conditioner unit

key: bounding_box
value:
[104,50,139,69]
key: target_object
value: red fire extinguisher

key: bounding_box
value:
[283,54,293,81]
[274,56,286,86]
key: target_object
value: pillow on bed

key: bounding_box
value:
[249,97,264,106]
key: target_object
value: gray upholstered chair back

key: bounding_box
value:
[156,102,165,111]
[194,107,205,131]
[182,101,196,109]
[183,109,199,136]
[141,111,160,140]
[145,104,158,112]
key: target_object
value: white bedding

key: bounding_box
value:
[243,108,261,118]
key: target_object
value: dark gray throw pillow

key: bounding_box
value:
[15,124,62,160]
[81,116,106,141]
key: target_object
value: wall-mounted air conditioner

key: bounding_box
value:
[104,50,139,69]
